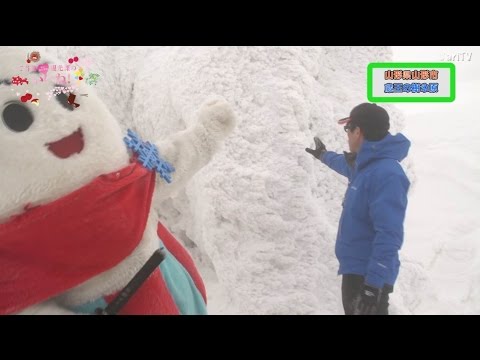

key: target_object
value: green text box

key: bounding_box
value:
[367,62,455,102]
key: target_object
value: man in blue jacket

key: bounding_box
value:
[305,103,410,315]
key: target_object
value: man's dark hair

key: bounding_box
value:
[349,103,390,141]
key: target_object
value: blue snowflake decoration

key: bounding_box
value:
[124,129,175,183]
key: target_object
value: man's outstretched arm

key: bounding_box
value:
[306,137,354,179]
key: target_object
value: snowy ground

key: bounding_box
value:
[11,46,479,314]
[393,46,480,314]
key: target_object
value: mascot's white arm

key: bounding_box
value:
[154,98,236,201]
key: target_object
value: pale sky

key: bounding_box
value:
[391,46,479,116]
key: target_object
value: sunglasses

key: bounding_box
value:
[343,124,357,133]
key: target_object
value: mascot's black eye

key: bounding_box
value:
[2,103,34,132]
[56,92,74,111]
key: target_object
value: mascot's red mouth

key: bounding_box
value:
[46,128,84,159]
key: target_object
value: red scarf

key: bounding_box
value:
[0,162,156,315]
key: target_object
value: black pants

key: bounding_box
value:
[342,274,394,315]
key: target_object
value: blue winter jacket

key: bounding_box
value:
[321,133,410,288]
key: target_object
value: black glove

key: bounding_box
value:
[353,284,381,315]
[343,151,357,168]
[305,137,327,160]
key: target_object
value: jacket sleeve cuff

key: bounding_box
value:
[320,151,333,164]
[365,273,385,289]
